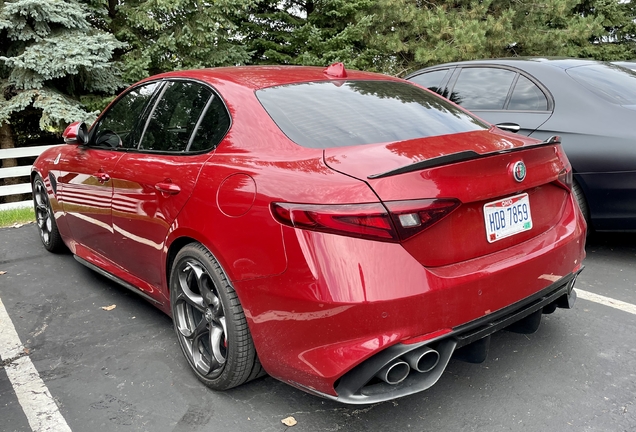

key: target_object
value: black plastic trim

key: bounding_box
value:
[452,268,580,348]
[74,255,162,305]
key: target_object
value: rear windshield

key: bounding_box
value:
[256,80,487,149]
[566,64,636,105]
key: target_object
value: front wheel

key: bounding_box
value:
[170,243,264,390]
[32,175,65,253]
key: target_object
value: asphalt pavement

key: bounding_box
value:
[1,224,635,432]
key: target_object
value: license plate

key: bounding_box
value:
[483,193,533,243]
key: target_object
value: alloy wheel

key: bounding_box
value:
[33,179,54,246]
[173,259,228,378]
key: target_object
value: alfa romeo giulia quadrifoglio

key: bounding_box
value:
[31,64,586,404]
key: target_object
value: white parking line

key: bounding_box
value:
[577,289,636,315]
[0,297,72,432]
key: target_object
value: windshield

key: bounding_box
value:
[566,63,636,105]
[256,80,487,149]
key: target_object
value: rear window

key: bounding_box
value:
[256,80,487,149]
[567,64,636,105]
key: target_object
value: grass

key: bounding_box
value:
[0,206,35,228]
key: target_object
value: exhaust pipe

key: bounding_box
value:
[375,360,410,385]
[402,346,440,373]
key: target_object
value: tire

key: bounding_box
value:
[572,180,590,227]
[32,175,65,253]
[170,243,264,390]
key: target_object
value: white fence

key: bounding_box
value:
[0,145,59,211]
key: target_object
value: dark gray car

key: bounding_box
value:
[406,58,636,231]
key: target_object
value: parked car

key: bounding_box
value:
[32,64,585,404]
[612,60,636,71]
[406,58,636,231]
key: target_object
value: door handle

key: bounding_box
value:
[93,172,110,183]
[155,182,181,195]
[496,123,521,133]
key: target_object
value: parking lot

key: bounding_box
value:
[1,224,635,432]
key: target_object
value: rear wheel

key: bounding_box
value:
[170,243,264,390]
[32,175,65,253]
[572,180,590,227]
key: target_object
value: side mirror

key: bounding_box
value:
[62,122,89,145]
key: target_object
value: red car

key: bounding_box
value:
[31,64,586,404]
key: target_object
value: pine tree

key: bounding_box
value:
[0,0,124,202]
[108,0,257,83]
[239,1,379,70]
[0,0,125,131]
[360,0,636,76]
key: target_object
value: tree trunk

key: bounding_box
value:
[108,0,118,18]
[0,121,21,203]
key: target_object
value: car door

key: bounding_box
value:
[57,81,162,258]
[109,80,230,290]
[410,66,553,136]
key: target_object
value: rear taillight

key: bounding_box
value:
[385,199,460,240]
[271,199,460,243]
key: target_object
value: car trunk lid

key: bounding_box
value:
[324,129,571,266]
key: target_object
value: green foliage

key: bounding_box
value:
[358,0,636,75]
[240,1,380,70]
[0,0,125,132]
[111,0,258,83]
[235,0,636,76]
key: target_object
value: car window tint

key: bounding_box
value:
[508,75,548,111]
[408,70,448,95]
[567,63,636,105]
[140,81,212,152]
[93,81,161,149]
[452,68,516,110]
[188,95,231,152]
[256,80,487,149]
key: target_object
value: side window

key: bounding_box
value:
[508,75,548,111]
[188,95,231,152]
[408,69,449,96]
[92,82,161,149]
[451,68,516,110]
[140,81,212,152]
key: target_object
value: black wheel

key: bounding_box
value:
[170,243,264,390]
[32,175,65,253]
[572,180,590,227]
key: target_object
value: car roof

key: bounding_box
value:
[409,57,609,74]
[142,65,402,90]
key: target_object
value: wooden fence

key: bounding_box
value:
[0,145,60,211]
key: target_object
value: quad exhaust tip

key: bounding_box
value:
[375,360,411,385]
[402,346,440,373]
[375,346,442,385]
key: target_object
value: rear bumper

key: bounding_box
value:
[235,198,586,401]
[328,269,581,404]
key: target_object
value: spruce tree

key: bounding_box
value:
[0,0,124,202]
[108,0,257,83]
[0,0,124,142]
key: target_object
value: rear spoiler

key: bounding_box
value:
[368,136,561,180]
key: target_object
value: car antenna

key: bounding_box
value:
[324,62,347,78]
